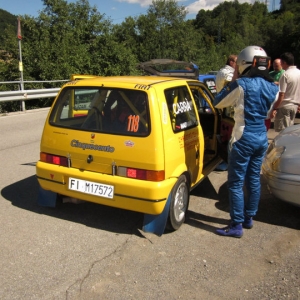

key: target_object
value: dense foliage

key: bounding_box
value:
[1,0,300,112]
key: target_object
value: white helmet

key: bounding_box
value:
[237,46,267,75]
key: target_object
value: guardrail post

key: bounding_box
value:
[19,83,25,111]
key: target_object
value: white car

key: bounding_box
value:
[262,124,300,206]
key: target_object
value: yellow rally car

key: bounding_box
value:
[36,74,233,235]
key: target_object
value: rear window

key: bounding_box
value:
[164,86,198,132]
[49,87,150,136]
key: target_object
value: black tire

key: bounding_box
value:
[167,175,190,231]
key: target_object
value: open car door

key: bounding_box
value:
[138,59,233,164]
[138,59,217,95]
[217,108,234,163]
[187,81,234,171]
[138,60,233,165]
[137,59,199,79]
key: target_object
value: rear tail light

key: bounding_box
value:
[40,152,69,167]
[118,167,164,182]
[39,153,164,181]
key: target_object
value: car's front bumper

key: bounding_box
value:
[262,163,300,207]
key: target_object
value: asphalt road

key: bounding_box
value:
[0,109,299,300]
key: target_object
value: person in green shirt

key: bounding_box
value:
[265,59,285,130]
[269,58,284,85]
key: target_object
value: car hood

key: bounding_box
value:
[274,124,300,146]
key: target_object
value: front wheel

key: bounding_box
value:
[167,175,190,231]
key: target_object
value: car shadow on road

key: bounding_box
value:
[186,175,300,232]
[1,175,144,236]
[186,177,230,234]
[254,175,300,230]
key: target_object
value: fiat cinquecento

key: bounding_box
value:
[36,74,233,235]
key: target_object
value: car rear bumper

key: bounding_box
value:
[36,161,177,214]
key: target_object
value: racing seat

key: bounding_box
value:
[103,91,131,133]
[81,91,103,130]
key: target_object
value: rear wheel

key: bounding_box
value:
[167,175,190,231]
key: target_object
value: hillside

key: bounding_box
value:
[0,9,17,44]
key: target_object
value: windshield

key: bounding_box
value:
[49,87,150,136]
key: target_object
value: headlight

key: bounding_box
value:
[265,146,286,171]
[266,140,274,155]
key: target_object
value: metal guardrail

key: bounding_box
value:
[0,79,68,110]
[0,88,61,102]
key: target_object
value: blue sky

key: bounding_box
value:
[1,0,279,23]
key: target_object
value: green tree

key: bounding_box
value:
[0,9,17,44]
[2,0,300,112]
[125,0,204,63]
[2,0,139,82]
[0,0,139,111]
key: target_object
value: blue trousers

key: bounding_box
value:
[227,128,268,224]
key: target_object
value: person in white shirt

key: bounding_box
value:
[216,54,237,93]
[272,52,300,132]
[215,54,238,171]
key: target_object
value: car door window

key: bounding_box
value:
[164,86,198,132]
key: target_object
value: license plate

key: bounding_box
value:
[68,177,114,199]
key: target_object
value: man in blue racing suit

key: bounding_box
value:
[214,46,279,238]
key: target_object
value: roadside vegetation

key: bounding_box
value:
[0,0,300,112]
